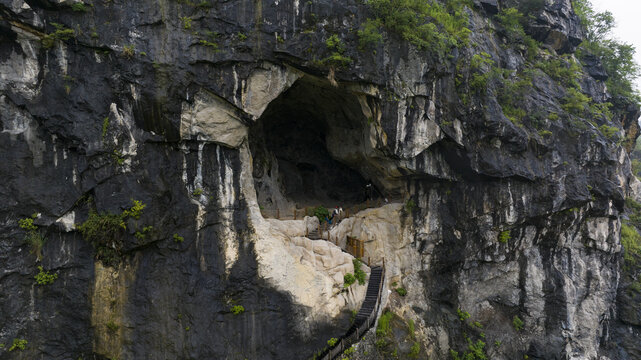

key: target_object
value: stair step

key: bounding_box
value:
[310,261,384,360]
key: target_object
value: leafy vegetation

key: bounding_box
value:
[42,23,75,49]
[231,305,245,315]
[405,199,416,213]
[496,70,533,124]
[513,315,524,331]
[395,287,407,296]
[313,206,329,223]
[457,308,470,322]
[357,19,383,50]
[199,31,219,50]
[361,0,472,56]
[77,199,146,266]
[633,159,641,178]
[621,223,641,266]
[626,198,641,228]
[180,16,192,29]
[8,338,27,352]
[376,310,393,337]
[71,2,87,12]
[78,211,125,266]
[106,320,119,332]
[35,266,58,285]
[122,44,135,58]
[173,233,184,243]
[598,124,619,139]
[451,4,624,134]
[353,258,366,285]
[343,345,355,358]
[343,273,356,287]
[535,55,582,88]
[561,87,592,117]
[134,225,153,240]
[498,230,511,244]
[495,7,538,60]
[19,215,46,261]
[468,52,495,93]
[102,117,110,139]
[112,149,125,165]
[322,34,352,67]
[327,337,338,347]
[573,0,640,103]
[408,341,420,358]
[199,39,219,49]
[407,318,415,339]
[450,336,487,360]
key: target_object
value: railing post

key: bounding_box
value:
[368,257,370,267]
[277,208,280,219]
[294,209,297,220]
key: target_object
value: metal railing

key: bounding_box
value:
[312,265,386,360]
[260,198,391,221]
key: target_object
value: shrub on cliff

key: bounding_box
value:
[361,0,471,56]
[343,273,356,287]
[41,23,75,49]
[8,338,27,352]
[621,223,641,267]
[573,0,640,103]
[495,7,539,60]
[353,258,366,285]
[19,215,46,261]
[34,266,58,285]
[77,199,147,266]
[322,35,352,67]
[313,206,329,223]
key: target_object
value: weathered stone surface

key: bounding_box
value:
[180,89,248,148]
[0,0,640,359]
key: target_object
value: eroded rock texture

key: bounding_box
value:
[0,0,640,359]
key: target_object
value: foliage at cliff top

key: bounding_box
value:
[573,0,640,104]
[360,0,472,55]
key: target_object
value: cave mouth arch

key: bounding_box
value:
[249,76,376,214]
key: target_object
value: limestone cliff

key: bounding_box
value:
[0,0,640,359]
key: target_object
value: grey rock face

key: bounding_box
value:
[0,0,639,359]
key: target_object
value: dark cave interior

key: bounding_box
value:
[249,77,373,211]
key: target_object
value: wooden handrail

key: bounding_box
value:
[259,198,399,221]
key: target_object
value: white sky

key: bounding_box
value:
[590,0,641,91]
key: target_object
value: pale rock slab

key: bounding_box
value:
[180,89,248,148]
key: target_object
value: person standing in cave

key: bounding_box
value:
[331,206,339,223]
[365,181,373,200]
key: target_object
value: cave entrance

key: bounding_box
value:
[249,76,373,215]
